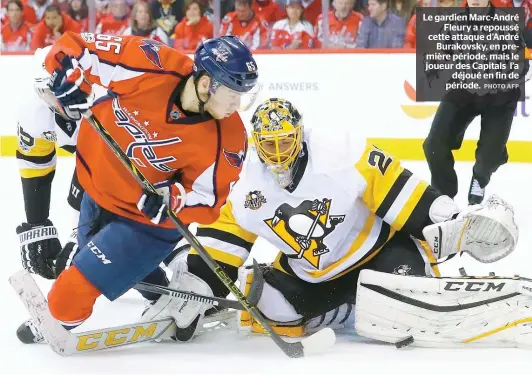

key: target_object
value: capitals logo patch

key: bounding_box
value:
[140,39,164,69]
[223,149,245,168]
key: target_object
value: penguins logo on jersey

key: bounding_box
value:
[264,198,345,269]
[245,191,267,210]
[394,264,411,276]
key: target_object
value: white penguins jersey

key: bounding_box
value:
[194,129,442,283]
[16,85,80,179]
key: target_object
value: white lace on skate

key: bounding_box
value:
[470,179,485,197]
[24,319,46,343]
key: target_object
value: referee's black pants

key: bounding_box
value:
[422,89,519,198]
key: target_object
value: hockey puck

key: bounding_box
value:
[395,336,414,349]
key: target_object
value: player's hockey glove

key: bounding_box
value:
[54,229,80,278]
[137,180,187,225]
[16,219,61,280]
[49,53,94,119]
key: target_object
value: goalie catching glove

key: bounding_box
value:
[423,194,518,263]
[137,179,187,224]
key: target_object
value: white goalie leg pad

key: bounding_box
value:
[142,256,213,329]
[355,269,532,348]
[423,195,518,263]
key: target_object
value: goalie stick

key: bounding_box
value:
[10,112,334,358]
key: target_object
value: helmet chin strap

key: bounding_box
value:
[193,75,211,116]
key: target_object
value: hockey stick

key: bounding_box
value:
[10,269,178,354]
[135,281,245,311]
[82,112,335,358]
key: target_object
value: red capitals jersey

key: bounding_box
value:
[45,32,248,227]
[220,12,269,50]
[30,13,81,50]
[253,0,284,24]
[314,10,364,48]
[270,19,314,49]
[1,22,32,51]
[95,15,129,35]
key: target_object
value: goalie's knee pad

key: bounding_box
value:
[237,264,354,337]
[237,264,306,337]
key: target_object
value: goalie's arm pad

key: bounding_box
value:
[17,124,57,224]
[354,141,443,239]
[191,200,258,297]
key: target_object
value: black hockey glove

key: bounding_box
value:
[16,219,61,280]
[54,230,80,278]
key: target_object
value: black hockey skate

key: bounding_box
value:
[17,319,45,344]
[468,177,485,205]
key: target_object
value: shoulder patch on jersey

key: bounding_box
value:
[245,190,267,210]
[139,39,164,69]
[42,131,57,142]
[169,109,182,120]
[264,198,345,269]
[17,124,35,152]
[80,32,95,43]
[223,148,245,169]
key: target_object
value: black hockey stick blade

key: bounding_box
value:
[135,281,244,311]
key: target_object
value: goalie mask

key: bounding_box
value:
[251,98,303,188]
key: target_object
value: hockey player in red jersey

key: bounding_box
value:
[16,33,258,344]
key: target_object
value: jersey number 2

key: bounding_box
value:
[368,149,392,175]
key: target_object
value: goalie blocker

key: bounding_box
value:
[355,269,532,348]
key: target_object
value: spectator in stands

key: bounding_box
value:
[315,0,363,48]
[123,1,169,43]
[271,0,314,48]
[53,0,71,13]
[173,0,212,50]
[355,0,405,48]
[67,0,88,31]
[299,0,322,25]
[404,12,415,48]
[96,0,110,16]
[203,0,214,22]
[1,0,32,51]
[95,0,130,35]
[151,0,185,39]
[27,0,53,21]
[30,4,80,50]
[220,0,269,49]
[390,0,416,23]
[2,0,38,25]
[253,0,284,24]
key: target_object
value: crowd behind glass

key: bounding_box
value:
[1,0,530,53]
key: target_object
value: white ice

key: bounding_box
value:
[1,157,532,374]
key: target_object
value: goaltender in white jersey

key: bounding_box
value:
[144,98,517,341]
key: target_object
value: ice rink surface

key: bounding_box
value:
[1,157,532,374]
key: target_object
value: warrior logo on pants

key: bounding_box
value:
[264,198,345,269]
